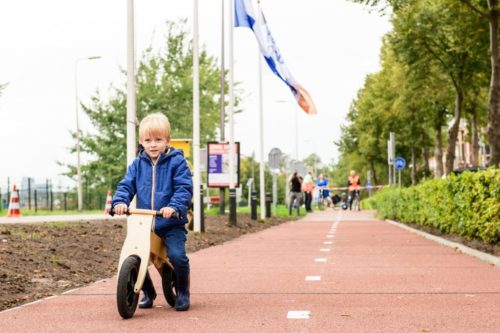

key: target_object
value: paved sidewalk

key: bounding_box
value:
[1,209,499,332]
[0,214,124,224]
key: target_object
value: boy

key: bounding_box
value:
[112,113,193,311]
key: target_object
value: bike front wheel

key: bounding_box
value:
[116,256,140,319]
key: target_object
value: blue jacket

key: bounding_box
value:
[112,147,193,235]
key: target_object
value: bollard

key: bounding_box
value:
[251,190,257,220]
[265,192,271,218]
[200,184,205,233]
[228,188,237,226]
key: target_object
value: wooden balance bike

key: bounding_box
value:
[111,208,178,319]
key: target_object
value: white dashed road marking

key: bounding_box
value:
[305,276,321,281]
[287,311,311,319]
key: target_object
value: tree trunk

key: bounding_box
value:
[423,145,430,176]
[434,125,444,178]
[487,0,500,166]
[422,133,431,176]
[471,106,480,167]
[369,160,378,185]
[411,146,417,185]
[445,91,463,174]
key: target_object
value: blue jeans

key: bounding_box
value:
[160,225,190,277]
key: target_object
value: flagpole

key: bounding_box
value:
[228,0,237,225]
[126,0,136,167]
[126,0,137,209]
[193,0,201,233]
[219,0,226,215]
[257,1,266,220]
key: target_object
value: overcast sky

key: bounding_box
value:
[0,0,391,190]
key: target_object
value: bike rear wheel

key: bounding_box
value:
[116,256,140,319]
[161,264,177,307]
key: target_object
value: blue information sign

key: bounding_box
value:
[394,157,406,170]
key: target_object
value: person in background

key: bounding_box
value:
[288,171,302,216]
[347,170,361,210]
[316,174,333,208]
[302,171,314,212]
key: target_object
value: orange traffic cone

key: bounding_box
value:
[104,190,112,214]
[7,184,22,217]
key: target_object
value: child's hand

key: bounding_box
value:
[114,204,128,215]
[160,207,177,218]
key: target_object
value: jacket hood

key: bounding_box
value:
[137,144,185,163]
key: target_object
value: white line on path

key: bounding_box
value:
[320,248,331,252]
[324,241,333,245]
[315,258,327,262]
[287,311,311,319]
[305,276,321,281]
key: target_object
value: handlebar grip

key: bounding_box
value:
[156,211,180,219]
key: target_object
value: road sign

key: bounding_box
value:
[268,148,282,171]
[395,157,406,170]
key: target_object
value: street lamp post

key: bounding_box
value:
[74,56,101,211]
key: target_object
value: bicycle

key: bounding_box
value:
[110,207,179,319]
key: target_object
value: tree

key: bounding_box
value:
[0,83,7,96]
[64,20,233,192]
[459,0,500,166]
[353,0,499,167]
[390,0,488,174]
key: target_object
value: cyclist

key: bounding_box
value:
[347,170,361,211]
[316,174,332,208]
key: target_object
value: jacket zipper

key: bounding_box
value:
[151,159,156,209]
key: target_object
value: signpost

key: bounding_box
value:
[207,142,240,188]
[394,156,406,187]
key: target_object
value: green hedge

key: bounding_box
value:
[364,168,500,244]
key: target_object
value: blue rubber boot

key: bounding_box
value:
[175,272,190,311]
[139,272,157,309]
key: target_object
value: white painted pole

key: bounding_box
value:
[257,5,265,220]
[228,0,235,190]
[74,56,101,211]
[74,59,83,212]
[258,52,266,219]
[126,0,137,167]
[126,0,137,208]
[193,0,201,233]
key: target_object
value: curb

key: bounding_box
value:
[386,219,500,267]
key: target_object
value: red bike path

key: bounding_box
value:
[1,210,499,332]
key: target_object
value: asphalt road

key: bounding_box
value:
[1,209,499,332]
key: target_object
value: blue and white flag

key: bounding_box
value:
[234,0,317,115]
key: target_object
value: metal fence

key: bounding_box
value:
[0,178,107,212]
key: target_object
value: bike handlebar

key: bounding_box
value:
[109,207,179,219]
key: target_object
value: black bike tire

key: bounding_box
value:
[116,256,140,319]
[161,264,177,307]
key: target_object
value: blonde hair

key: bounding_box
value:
[139,113,171,141]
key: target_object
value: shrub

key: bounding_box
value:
[366,168,499,244]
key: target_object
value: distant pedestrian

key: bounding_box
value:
[288,171,302,216]
[347,170,361,211]
[316,174,333,208]
[302,171,314,212]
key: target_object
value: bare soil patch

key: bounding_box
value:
[0,214,289,312]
